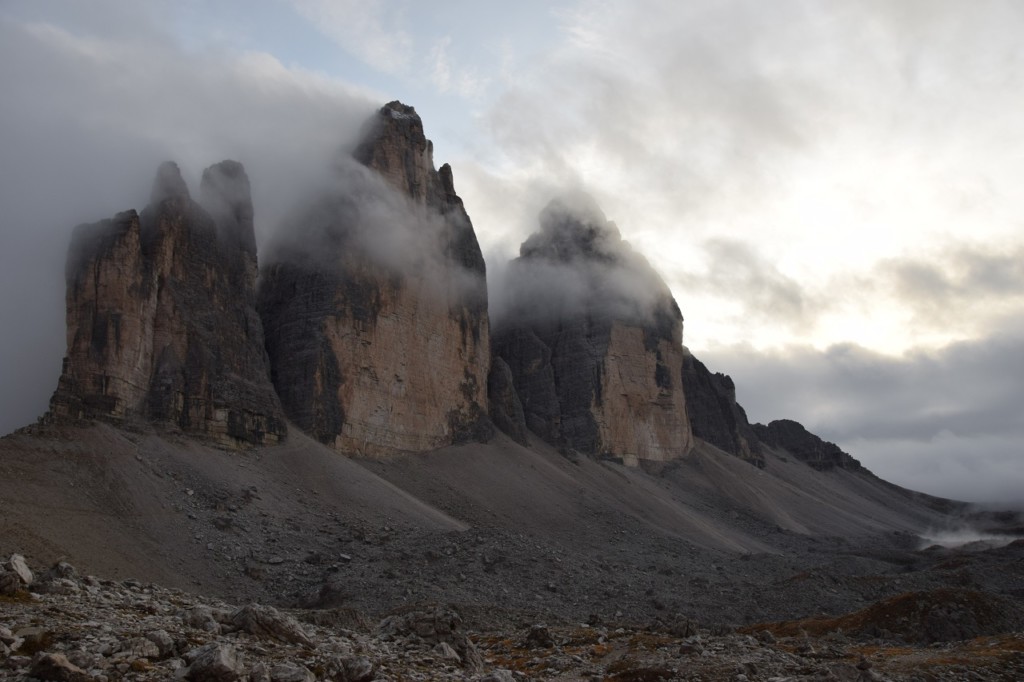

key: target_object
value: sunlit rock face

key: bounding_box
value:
[493,194,693,463]
[681,351,766,468]
[48,161,286,446]
[258,101,491,456]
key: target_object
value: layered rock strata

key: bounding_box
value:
[681,351,765,467]
[258,101,490,455]
[48,161,285,446]
[493,195,692,463]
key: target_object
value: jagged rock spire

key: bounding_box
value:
[150,161,190,204]
[201,160,256,260]
[49,160,286,447]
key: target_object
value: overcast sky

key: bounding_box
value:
[1,0,1021,505]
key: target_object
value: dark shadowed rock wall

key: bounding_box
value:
[752,419,863,471]
[681,350,765,468]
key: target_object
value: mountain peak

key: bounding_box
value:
[258,100,490,455]
[352,100,435,201]
[200,159,257,267]
[521,193,624,263]
[149,161,190,204]
[381,100,420,121]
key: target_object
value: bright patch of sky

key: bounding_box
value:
[169,0,571,163]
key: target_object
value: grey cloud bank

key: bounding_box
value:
[704,332,1024,505]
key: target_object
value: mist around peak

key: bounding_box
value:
[491,192,681,332]
[264,159,482,299]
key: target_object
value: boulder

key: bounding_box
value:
[145,629,176,659]
[433,641,462,663]
[523,624,555,649]
[268,663,314,682]
[185,643,243,682]
[230,603,313,647]
[183,605,222,633]
[333,656,376,682]
[28,652,93,682]
[0,570,20,596]
[40,560,78,583]
[118,636,160,660]
[6,553,33,585]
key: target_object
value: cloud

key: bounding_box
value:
[490,192,679,331]
[290,1,496,103]
[459,0,1024,354]
[480,1,824,212]
[0,7,378,436]
[673,239,815,331]
[265,157,485,306]
[869,244,1024,333]
[290,0,413,74]
[429,36,488,99]
[700,329,1024,504]
[848,432,1024,507]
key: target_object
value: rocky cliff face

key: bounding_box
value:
[48,161,285,446]
[493,195,692,463]
[487,357,529,447]
[752,419,863,471]
[681,351,765,468]
[258,101,491,456]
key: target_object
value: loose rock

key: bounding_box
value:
[28,652,93,682]
[230,603,313,647]
[6,553,34,585]
[185,643,244,682]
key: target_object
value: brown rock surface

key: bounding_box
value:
[48,161,285,446]
[492,194,692,462]
[259,101,490,455]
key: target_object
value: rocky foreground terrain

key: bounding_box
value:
[2,542,1023,682]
